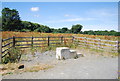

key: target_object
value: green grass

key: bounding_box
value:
[76,45,118,56]
[2,47,23,64]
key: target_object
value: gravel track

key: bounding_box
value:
[2,49,118,79]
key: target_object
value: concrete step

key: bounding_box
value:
[69,50,76,53]
[56,47,78,60]
[77,53,84,57]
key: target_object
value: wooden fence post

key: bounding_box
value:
[117,40,120,50]
[0,38,2,63]
[31,36,34,47]
[84,37,87,47]
[48,36,50,46]
[98,39,101,49]
[13,36,16,47]
[72,36,74,43]
[117,41,119,51]
[61,36,63,44]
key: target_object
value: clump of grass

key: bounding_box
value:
[1,63,19,76]
[30,47,37,56]
[2,72,13,76]
[2,47,22,64]
[61,57,65,60]
[61,39,79,49]
[1,63,53,76]
[118,48,120,54]
[46,46,57,51]
[90,48,104,53]
[20,54,29,61]
[24,64,53,72]
[77,45,118,56]
[33,46,57,53]
[69,40,79,49]
[74,55,78,59]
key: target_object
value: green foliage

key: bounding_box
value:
[21,29,31,32]
[81,30,120,36]
[71,24,83,34]
[2,72,13,76]
[61,27,68,33]
[2,47,22,64]
[2,8,119,36]
[21,21,52,33]
[2,8,22,31]
[21,21,41,32]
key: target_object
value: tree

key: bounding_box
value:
[21,21,40,31]
[87,30,96,35]
[2,8,22,31]
[21,21,31,31]
[71,24,83,34]
[115,32,120,36]
[61,27,68,33]
[34,25,51,33]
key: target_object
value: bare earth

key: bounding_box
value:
[2,49,118,79]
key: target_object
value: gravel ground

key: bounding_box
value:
[2,49,118,79]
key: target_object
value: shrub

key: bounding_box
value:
[2,47,22,64]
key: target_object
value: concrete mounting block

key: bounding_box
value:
[56,47,78,60]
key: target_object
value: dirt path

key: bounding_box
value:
[2,49,118,79]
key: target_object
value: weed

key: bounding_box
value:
[30,47,37,56]
[2,72,13,76]
[74,55,78,59]
[2,47,22,64]
[70,40,79,49]
[58,56,60,60]
[24,64,53,72]
[61,57,65,60]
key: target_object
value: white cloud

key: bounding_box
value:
[30,7,39,12]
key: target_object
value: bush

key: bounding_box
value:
[20,29,31,32]
[2,47,22,64]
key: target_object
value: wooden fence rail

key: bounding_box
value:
[1,36,73,58]
[73,36,119,52]
[1,36,119,58]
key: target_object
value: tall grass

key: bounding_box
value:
[2,47,22,64]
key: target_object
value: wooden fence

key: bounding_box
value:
[73,36,119,52]
[1,36,73,58]
[1,36,119,58]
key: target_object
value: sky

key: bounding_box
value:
[2,2,118,31]
[1,0,120,2]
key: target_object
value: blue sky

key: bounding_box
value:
[1,0,120,2]
[2,2,118,31]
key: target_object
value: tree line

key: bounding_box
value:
[1,7,120,36]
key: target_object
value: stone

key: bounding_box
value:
[18,64,24,69]
[77,53,84,57]
[69,50,77,58]
[56,47,70,60]
[56,47,78,60]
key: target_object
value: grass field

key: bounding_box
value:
[2,31,118,40]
